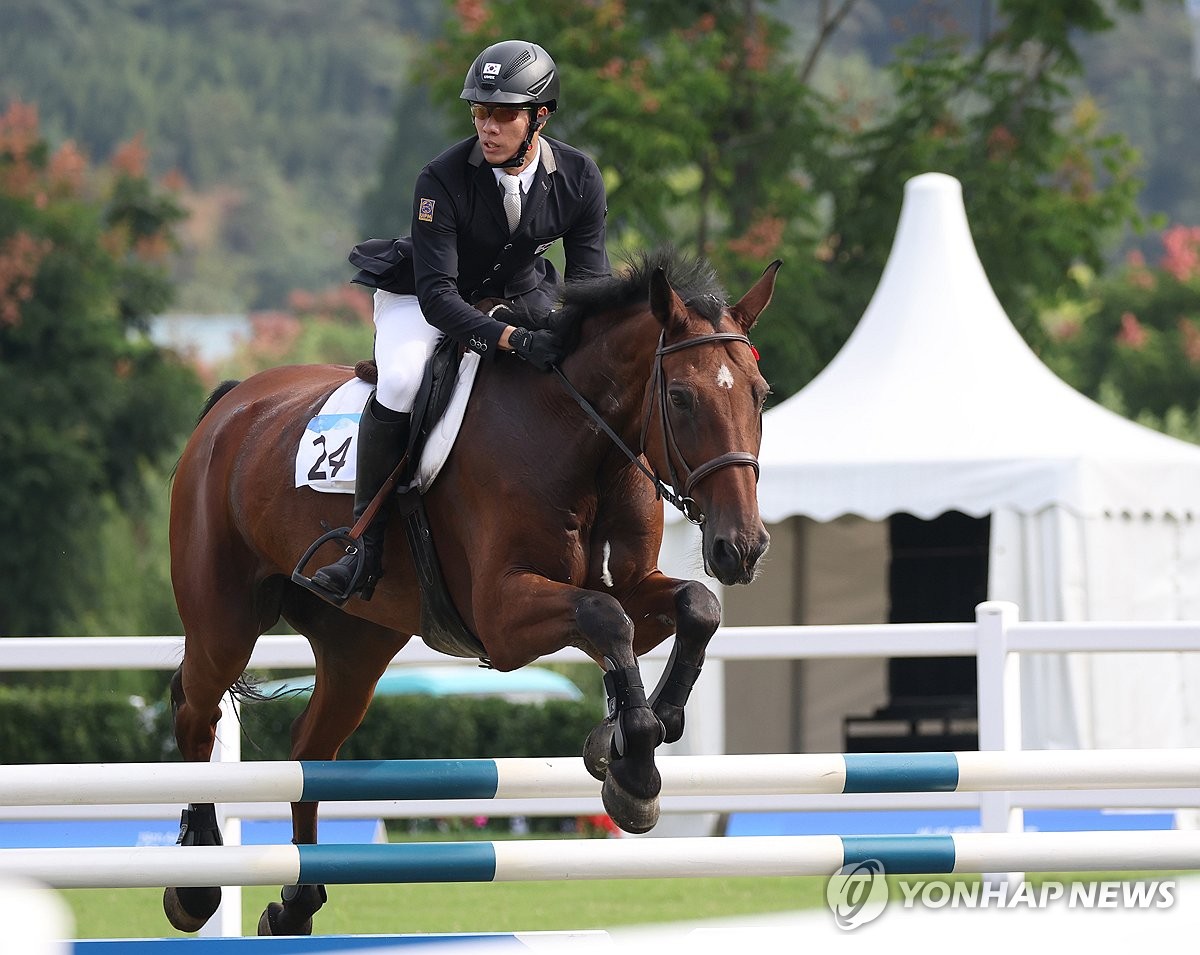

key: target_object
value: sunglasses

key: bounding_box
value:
[469,103,528,123]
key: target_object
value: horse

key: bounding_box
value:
[164,248,779,936]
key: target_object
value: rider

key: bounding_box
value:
[311,39,612,600]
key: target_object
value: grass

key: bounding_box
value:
[61,817,827,937]
[59,866,1188,939]
[62,876,827,938]
[56,815,1194,939]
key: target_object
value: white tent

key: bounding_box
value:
[751,172,1200,749]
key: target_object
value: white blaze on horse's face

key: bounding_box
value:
[715,363,735,390]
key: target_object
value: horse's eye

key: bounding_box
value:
[668,387,691,411]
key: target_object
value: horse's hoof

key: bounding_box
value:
[257,901,314,937]
[601,770,661,834]
[257,902,280,936]
[163,886,221,933]
[582,719,616,781]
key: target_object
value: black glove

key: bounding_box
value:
[508,326,564,371]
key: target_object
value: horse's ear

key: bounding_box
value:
[649,267,687,331]
[729,259,782,332]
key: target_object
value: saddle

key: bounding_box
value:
[353,336,488,661]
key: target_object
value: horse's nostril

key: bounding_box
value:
[711,537,741,574]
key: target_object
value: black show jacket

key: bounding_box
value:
[407,135,611,356]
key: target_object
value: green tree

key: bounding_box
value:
[819,31,1143,356]
[0,102,202,636]
[1044,225,1200,423]
[415,0,1146,399]
[0,0,420,311]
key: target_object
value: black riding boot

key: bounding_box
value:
[311,397,410,600]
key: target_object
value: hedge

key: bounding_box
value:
[0,686,604,764]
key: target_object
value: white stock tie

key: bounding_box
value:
[500,175,522,233]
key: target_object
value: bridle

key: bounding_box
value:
[552,330,761,525]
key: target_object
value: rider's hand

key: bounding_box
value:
[508,326,564,371]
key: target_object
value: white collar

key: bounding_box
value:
[492,141,541,191]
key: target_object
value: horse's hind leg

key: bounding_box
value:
[258,605,409,937]
[162,596,265,933]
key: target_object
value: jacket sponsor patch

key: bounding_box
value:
[418,198,435,222]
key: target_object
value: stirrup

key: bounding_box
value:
[291,527,367,607]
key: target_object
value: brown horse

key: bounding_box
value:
[164,249,778,935]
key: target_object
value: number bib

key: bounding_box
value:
[294,353,480,496]
[294,379,374,493]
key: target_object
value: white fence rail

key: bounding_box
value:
[5,600,1200,833]
[4,600,1200,935]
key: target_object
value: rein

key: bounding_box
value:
[552,331,760,525]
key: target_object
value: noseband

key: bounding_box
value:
[553,331,761,525]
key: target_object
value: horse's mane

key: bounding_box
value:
[544,248,729,346]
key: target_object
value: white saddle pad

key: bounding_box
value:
[294,351,481,494]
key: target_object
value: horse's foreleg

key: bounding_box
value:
[635,577,722,744]
[571,592,666,834]
[581,574,719,802]
[473,576,664,834]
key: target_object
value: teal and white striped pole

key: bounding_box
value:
[1,831,1197,889]
[1,750,1197,805]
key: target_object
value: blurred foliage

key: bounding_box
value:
[1076,0,1200,235]
[0,686,603,764]
[0,685,173,763]
[1,0,1178,404]
[1043,225,1200,429]
[0,0,442,310]
[3,0,1197,644]
[239,693,603,761]
[0,102,203,636]
[212,284,376,382]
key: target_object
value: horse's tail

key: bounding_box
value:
[196,379,241,425]
[224,675,311,758]
[229,674,303,704]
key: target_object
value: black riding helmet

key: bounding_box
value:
[461,40,559,167]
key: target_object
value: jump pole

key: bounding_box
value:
[1,831,1198,889]
[2,750,1198,805]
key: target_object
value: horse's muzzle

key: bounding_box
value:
[707,526,770,586]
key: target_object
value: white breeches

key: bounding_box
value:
[371,290,443,414]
